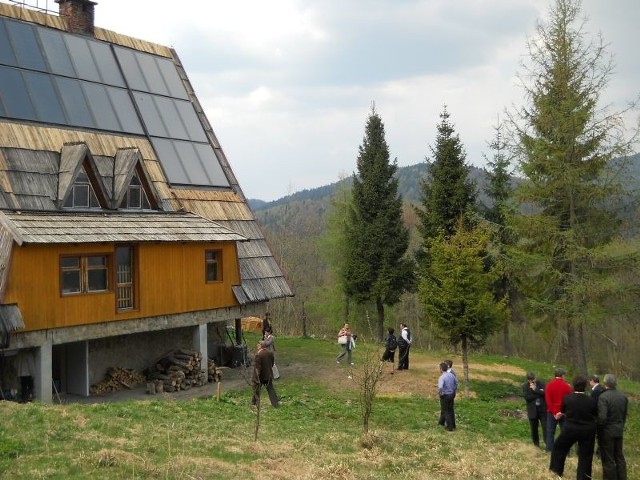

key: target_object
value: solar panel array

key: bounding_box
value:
[0,16,230,188]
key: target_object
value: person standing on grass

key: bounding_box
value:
[251,341,279,408]
[545,368,572,452]
[523,371,547,448]
[381,327,397,365]
[438,359,459,429]
[438,361,457,431]
[597,374,628,480]
[549,375,597,479]
[397,323,412,370]
[335,323,354,365]
[590,374,605,459]
[262,325,280,379]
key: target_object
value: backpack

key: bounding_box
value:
[388,335,398,351]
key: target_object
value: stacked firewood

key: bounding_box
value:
[144,349,208,394]
[208,359,223,383]
[89,367,146,395]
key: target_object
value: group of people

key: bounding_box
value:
[522,368,628,479]
[335,322,413,369]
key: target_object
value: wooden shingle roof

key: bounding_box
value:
[0,211,247,245]
[0,2,293,304]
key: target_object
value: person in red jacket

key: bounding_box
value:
[545,368,572,452]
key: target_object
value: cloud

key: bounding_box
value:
[95,0,640,201]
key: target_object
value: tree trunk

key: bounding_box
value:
[376,296,384,343]
[502,321,512,356]
[573,320,588,375]
[461,336,469,398]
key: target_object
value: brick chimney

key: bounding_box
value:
[56,0,97,36]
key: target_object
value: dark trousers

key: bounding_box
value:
[252,381,279,408]
[528,414,547,447]
[381,348,395,364]
[549,426,595,478]
[439,394,455,430]
[600,434,627,480]
[546,413,564,452]
[397,346,410,370]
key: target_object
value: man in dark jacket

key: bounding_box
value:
[397,323,412,370]
[549,375,597,479]
[523,372,547,448]
[598,374,628,480]
[251,341,279,408]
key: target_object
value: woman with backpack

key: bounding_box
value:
[381,327,397,366]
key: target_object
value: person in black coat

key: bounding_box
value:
[590,374,605,458]
[381,327,397,365]
[523,372,547,448]
[549,375,597,479]
[597,373,628,480]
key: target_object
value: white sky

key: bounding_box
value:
[93,0,640,201]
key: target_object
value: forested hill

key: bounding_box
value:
[248,153,640,212]
[249,163,485,211]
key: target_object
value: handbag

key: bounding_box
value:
[338,335,348,345]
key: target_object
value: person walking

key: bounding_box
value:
[438,361,457,431]
[262,325,280,379]
[545,368,572,452]
[251,341,279,408]
[597,374,628,480]
[396,323,412,370]
[549,375,597,479]
[335,323,354,365]
[381,327,397,365]
[523,372,547,448]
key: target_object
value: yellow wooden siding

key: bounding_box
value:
[4,242,240,332]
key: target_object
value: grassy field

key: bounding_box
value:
[0,334,637,479]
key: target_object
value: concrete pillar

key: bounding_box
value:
[34,342,53,404]
[193,324,208,379]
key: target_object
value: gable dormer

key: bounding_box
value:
[57,143,108,209]
[112,148,160,210]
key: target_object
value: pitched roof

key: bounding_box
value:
[0,2,293,303]
[0,211,247,245]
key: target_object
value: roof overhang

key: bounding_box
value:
[0,211,248,245]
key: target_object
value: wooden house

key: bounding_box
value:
[0,0,292,402]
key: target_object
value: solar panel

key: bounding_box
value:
[0,16,230,189]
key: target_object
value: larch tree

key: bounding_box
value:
[508,0,639,374]
[343,106,415,342]
[482,122,520,356]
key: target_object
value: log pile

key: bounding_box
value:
[208,359,223,383]
[89,367,146,395]
[144,349,208,394]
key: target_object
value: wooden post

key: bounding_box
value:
[216,381,221,401]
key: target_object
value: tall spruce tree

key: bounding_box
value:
[343,107,415,341]
[509,0,639,374]
[417,106,477,246]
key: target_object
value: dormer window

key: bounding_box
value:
[119,172,151,209]
[63,167,101,208]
